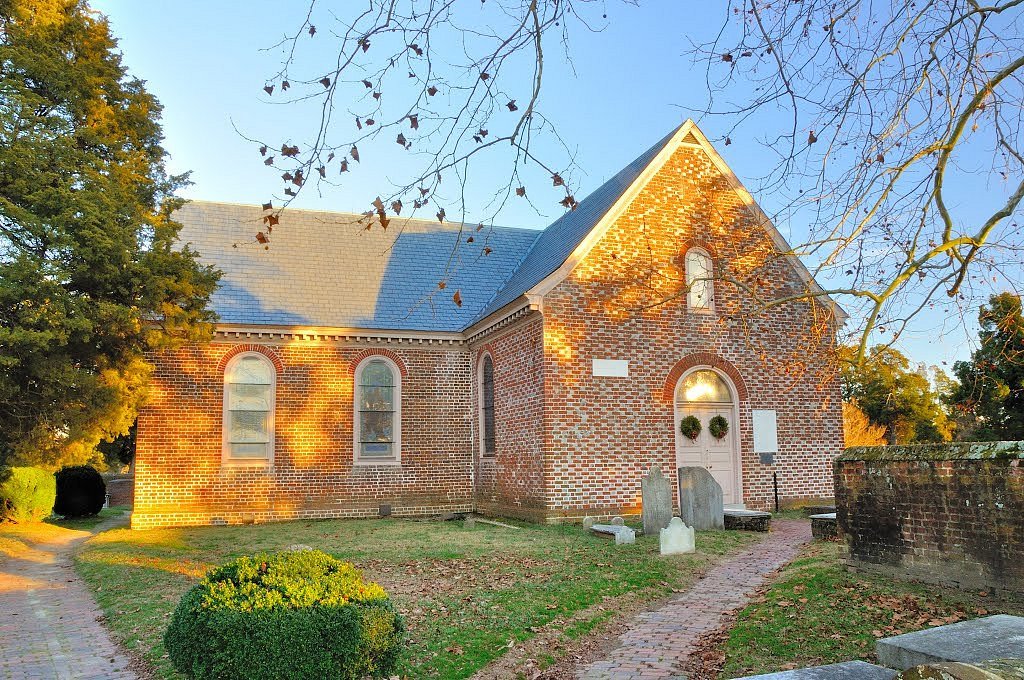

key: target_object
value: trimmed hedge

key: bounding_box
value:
[53,465,105,518]
[0,467,57,522]
[165,549,404,679]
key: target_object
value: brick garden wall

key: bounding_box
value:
[133,339,474,529]
[541,141,843,518]
[836,443,1024,594]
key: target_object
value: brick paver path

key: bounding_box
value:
[579,519,812,679]
[0,520,138,680]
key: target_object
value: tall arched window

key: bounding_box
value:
[480,354,496,456]
[223,352,275,463]
[685,248,714,311]
[354,357,401,463]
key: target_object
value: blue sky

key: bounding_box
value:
[91,1,991,371]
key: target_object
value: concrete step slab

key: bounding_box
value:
[736,660,897,679]
[876,615,1024,670]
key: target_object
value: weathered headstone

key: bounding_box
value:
[659,517,695,555]
[590,524,636,545]
[611,516,625,526]
[582,516,596,530]
[641,465,674,536]
[677,466,725,531]
[810,512,837,540]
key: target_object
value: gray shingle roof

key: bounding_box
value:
[176,125,682,333]
[175,202,539,332]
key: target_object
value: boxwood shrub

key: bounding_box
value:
[53,465,106,518]
[164,549,404,679]
[0,467,57,522]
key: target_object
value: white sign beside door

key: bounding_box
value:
[752,409,778,453]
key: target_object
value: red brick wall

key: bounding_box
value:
[470,316,547,520]
[540,142,842,517]
[133,340,473,528]
[836,448,1024,594]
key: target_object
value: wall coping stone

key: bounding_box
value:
[839,441,1024,462]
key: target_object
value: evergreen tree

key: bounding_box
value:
[0,0,218,468]
[949,293,1024,441]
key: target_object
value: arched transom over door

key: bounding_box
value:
[675,368,742,505]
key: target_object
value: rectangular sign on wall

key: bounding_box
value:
[752,409,779,453]
[592,359,629,377]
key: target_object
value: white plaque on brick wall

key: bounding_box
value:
[592,359,629,377]
[752,409,778,453]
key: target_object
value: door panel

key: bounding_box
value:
[675,405,739,505]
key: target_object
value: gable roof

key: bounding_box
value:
[174,201,539,332]
[470,125,682,323]
[178,120,844,334]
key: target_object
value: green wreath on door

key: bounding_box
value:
[708,415,729,439]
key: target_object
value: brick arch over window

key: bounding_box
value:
[680,238,718,259]
[216,344,284,374]
[663,353,748,403]
[348,348,409,378]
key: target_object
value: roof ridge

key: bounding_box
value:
[180,198,537,235]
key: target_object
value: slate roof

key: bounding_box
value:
[174,201,539,331]
[177,125,685,333]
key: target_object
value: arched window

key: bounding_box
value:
[354,357,401,463]
[480,354,496,456]
[678,369,732,403]
[223,352,275,463]
[685,248,714,311]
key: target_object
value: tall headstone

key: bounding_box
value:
[677,466,725,531]
[641,465,674,536]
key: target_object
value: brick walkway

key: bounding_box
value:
[0,520,138,680]
[578,519,812,679]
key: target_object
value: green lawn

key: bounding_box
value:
[75,516,756,679]
[717,541,1024,678]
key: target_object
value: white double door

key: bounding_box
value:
[675,405,740,505]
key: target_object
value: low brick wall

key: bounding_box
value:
[836,442,1024,594]
[104,475,134,508]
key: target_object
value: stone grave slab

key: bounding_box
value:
[737,661,897,679]
[659,517,695,555]
[724,508,772,532]
[590,524,636,545]
[677,466,724,531]
[898,659,1024,679]
[803,505,837,516]
[641,465,674,536]
[810,512,838,540]
[876,615,1024,670]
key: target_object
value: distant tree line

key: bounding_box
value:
[843,292,1024,446]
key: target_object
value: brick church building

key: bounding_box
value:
[132,121,845,530]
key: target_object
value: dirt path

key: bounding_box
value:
[0,517,138,680]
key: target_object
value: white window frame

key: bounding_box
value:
[685,247,715,313]
[353,355,402,466]
[222,351,276,468]
[478,352,496,457]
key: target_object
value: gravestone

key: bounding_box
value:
[677,466,725,531]
[737,661,897,679]
[611,516,625,526]
[582,516,596,530]
[876,615,1024,670]
[590,524,636,545]
[641,465,674,536]
[659,517,695,555]
[724,508,772,532]
[810,512,837,540]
